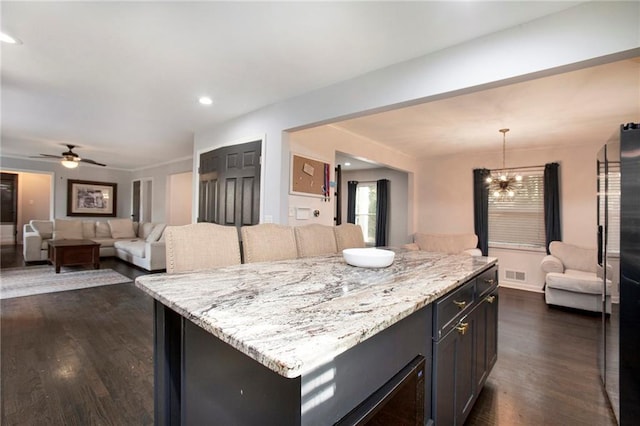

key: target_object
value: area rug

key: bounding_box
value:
[0,265,131,300]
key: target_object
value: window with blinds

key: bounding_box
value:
[488,171,545,249]
[601,164,621,254]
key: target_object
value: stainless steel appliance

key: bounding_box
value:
[598,122,640,425]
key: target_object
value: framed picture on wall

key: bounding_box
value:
[67,179,117,217]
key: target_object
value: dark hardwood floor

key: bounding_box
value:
[1,245,616,425]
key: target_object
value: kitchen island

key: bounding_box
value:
[136,249,498,425]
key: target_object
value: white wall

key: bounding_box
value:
[0,156,193,227]
[0,157,132,219]
[193,2,639,230]
[131,157,192,223]
[167,171,193,225]
[419,141,606,292]
[17,172,52,243]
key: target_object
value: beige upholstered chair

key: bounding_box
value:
[542,241,611,313]
[334,223,366,251]
[241,224,298,263]
[165,223,241,273]
[294,224,338,258]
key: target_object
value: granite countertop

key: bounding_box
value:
[135,249,497,378]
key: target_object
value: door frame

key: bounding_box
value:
[194,134,265,224]
[0,167,55,243]
[131,177,154,223]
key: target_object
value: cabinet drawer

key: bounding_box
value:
[476,266,498,298]
[434,280,475,339]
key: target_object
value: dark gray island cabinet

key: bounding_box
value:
[135,250,498,425]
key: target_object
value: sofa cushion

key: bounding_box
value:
[108,218,136,239]
[546,270,611,295]
[146,223,166,243]
[30,220,53,239]
[139,222,156,239]
[114,240,146,258]
[82,220,96,238]
[53,219,84,240]
[95,221,111,238]
[92,238,129,248]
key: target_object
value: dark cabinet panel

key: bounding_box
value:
[432,265,498,426]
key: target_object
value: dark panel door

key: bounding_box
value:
[1,173,18,244]
[198,140,261,227]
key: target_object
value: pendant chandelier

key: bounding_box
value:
[485,128,522,199]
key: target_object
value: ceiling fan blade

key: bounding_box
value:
[80,158,106,167]
[33,154,64,159]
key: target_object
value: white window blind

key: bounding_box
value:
[601,163,621,254]
[488,171,545,249]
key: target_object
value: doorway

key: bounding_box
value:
[1,173,18,245]
[132,178,153,223]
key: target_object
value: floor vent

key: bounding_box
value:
[505,270,526,282]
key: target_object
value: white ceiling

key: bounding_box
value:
[3,1,635,171]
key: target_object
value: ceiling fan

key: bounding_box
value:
[34,144,106,168]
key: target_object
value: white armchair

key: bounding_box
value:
[541,241,611,313]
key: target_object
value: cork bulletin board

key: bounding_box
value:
[290,153,330,198]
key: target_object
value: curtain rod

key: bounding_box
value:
[488,165,546,172]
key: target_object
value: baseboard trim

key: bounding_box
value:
[500,280,544,294]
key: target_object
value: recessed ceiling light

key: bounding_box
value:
[0,32,22,44]
[198,96,213,106]
[344,162,351,166]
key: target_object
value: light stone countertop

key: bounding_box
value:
[135,249,497,378]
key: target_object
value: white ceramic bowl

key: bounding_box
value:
[342,248,395,268]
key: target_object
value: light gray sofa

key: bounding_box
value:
[23,218,166,271]
[541,241,611,313]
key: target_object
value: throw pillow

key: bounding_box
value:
[30,220,53,239]
[53,219,84,240]
[82,220,96,238]
[108,218,136,239]
[139,222,156,239]
[95,221,111,238]
[146,223,166,243]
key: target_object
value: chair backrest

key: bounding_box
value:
[294,224,338,258]
[549,241,597,273]
[165,223,241,273]
[413,233,478,254]
[334,223,366,251]
[241,223,298,263]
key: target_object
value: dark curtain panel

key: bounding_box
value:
[375,179,389,247]
[347,181,358,224]
[473,168,490,256]
[544,162,561,254]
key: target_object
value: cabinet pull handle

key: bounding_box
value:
[486,295,496,304]
[484,279,495,285]
[455,322,469,335]
[453,300,466,309]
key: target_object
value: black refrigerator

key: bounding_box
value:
[599,122,640,425]
[619,123,640,424]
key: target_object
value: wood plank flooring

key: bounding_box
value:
[1,245,616,425]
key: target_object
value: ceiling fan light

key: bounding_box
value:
[61,159,78,169]
[515,174,523,182]
[485,176,493,184]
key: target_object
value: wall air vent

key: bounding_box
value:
[505,270,526,282]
